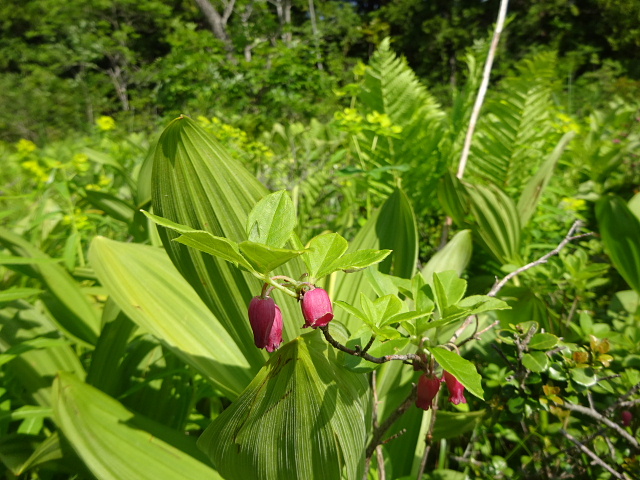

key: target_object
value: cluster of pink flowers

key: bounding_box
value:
[248,287,334,352]
[416,370,467,411]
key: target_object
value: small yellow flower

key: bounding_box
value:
[72,153,90,173]
[96,116,116,131]
[353,61,367,77]
[16,139,37,153]
[98,174,111,187]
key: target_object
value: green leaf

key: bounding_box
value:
[328,249,391,273]
[143,211,253,270]
[596,194,640,294]
[375,188,419,278]
[380,309,433,328]
[0,227,101,346]
[528,333,559,350]
[467,183,522,265]
[238,241,305,274]
[246,190,296,248]
[571,367,597,387]
[422,229,473,285]
[433,271,467,312]
[197,332,369,480]
[521,352,549,373]
[334,300,369,324]
[305,233,349,279]
[89,237,253,399]
[151,115,303,367]
[432,410,485,441]
[429,347,484,400]
[0,287,42,303]
[517,131,575,227]
[53,372,222,480]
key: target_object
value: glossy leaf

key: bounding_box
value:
[528,333,559,350]
[143,211,253,270]
[305,233,349,279]
[238,241,305,274]
[429,347,484,400]
[522,352,549,372]
[246,190,296,248]
[89,237,253,399]
[53,372,221,480]
[198,332,369,480]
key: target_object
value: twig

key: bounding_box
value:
[560,429,626,479]
[562,401,639,450]
[606,382,640,414]
[487,222,590,297]
[456,0,510,179]
[365,386,417,459]
[455,221,592,346]
[320,325,420,364]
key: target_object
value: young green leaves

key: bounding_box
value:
[145,190,391,281]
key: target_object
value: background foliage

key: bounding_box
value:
[1,1,639,479]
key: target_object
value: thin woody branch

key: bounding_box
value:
[320,325,420,364]
[454,221,593,346]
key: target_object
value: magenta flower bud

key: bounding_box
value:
[300,288,334,328]
[248,296,283,352]
[416,374,441,411]
[621,410,632,427]
[443,371,467,405]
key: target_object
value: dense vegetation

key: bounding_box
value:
[1,1,639,479]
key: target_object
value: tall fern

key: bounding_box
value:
[356,38,446,207]
[468,51,562,194]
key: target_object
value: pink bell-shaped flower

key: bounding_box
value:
[416,374,441,411]
[300,287,334,328]
[248,296,283,352]
[621,410,632,427]
[443,370,467,405]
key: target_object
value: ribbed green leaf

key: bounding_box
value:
[596,195,640,294]
[467,183,522,265]
[422,230,472,284]
[151,116,303,368]
[198,331,369,480]
[52,372,221,480]
[376,188,418,278]
[0,227,101,345]
[0,288,42,303]
[517,131,575,227]
[89,237,253,399]
[0,302,85,406]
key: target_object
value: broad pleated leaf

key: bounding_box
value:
[376,188,418,278]
[0,301,85,406]
[52,372,222,480]
[89,237,253,399]
[596,195,640,294]
[422,230,473,285]
[467,183,522,265]
[151,116,302,368]
[0,227,100,345]
[517,131,575,227]
[198,332,370,480]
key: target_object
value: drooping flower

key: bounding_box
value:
[443,371,467,405]
[300,288,334,328]
[248,296,283,352]
[416,374,441,411]
[621,410,633,427]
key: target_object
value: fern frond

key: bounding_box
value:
[468,51,562,194]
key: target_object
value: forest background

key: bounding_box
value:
[1,0,640,479]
